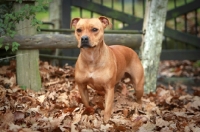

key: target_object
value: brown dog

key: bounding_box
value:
[71,16,144,123]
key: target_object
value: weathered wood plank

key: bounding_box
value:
[14,2,41,91]
[49,0,61,66]
[164,27,200,48]
[1,34,142,49]
[166,0,200,20]
[40,54,77,60]
[122,24,200,48]
[161,50,200,60]
[40,50,200,61]
[40,29,143,34]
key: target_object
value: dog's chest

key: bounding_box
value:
[86,70,104,83]
[86,69,112,89]
[75,61,116,90]
[88,72,94,79]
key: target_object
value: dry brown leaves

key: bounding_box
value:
[0,60,200,132]
[159,60,200,78]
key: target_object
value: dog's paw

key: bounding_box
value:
[135,102,147,116]
[103,116,110,124]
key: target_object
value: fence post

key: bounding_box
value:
[49,0,61,66]
[139,0,168,93]
[14,1,41,91]
[60,0,78,66]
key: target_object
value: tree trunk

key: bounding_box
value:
[14,2,41,91]
[139,0,168,93]
[49,0,61,66]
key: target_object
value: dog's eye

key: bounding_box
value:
[76,29,82,33]
[92,28,98,32]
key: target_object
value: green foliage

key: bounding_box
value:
[0,0,50,52]
[5,43,9,51]
[12,41,20,51]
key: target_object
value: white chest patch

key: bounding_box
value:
[88,72,94,79]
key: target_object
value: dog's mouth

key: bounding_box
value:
[79,35,97,48]
[80,43,96,48]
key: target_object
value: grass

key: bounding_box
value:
[36,11,49,21]
[35,11,49,29]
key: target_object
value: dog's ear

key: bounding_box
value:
[71,18,80,28]
[99,16,112,29]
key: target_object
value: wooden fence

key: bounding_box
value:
[40,0,200,65]
[1,0,200,65]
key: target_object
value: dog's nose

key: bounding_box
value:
[81,35,89,43]
[80,35,93,48]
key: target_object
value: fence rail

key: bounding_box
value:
[40,29,143,34]
[1,34,142,49]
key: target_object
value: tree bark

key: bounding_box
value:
[1,34,142,49]
[49,0,61,66]
[14,2,41,91]
[139,0,168,93]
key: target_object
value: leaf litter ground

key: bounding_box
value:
[0,60,200,132]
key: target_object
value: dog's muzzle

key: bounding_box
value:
[80,35,93,48]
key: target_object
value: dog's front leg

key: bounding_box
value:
[104,87,114,123]
[77,83,89,107]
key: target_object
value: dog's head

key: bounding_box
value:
[71,16,111,48]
